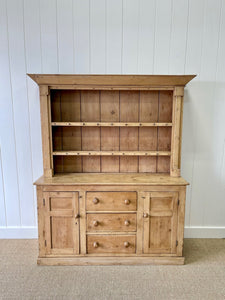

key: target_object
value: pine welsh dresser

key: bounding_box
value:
[29,74,195,265]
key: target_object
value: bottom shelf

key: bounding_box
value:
[53,155,171,174]
[37,256,184,266]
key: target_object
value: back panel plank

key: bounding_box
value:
[81,91,100,171]
[139,91,158,172]
[81,91,100,121]
[100,91,119,121]
[120,91,139,172]
[101,127,119,172]
[60,90,81,122]
[157,91,172,172]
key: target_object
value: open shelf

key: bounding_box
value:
[52,151,171,156]
[51,122,173,127]
[51,89,173,174]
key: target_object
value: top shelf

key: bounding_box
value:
[51,122,173,127]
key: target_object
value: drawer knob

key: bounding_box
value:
[93,197,99,204]
[75,214,80,219]
[124,199,130,205]
[124,220,130,226]
[124,241,129,248]
[143,212,149,218]
[93,242,99,248]
[93,220,98,227]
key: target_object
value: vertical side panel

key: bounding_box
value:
[90,0,106,73]
[122,0,139,73]
[106,0,122,73]
[37,187,46,257]
[143,192,150,253]
[73,192,80,254]
[158,91,173,173]
[44,192,51,254]
[170,87,183,176]
[79,191,86,254]
[7,0,35,226]
[136,191,145,254]
[40,0,58,73]
[139,91,158,172]
[74,0,90,73]
[40,86,53,177]
[0,0,20,226]
[57,0,74,73]
[177,187,186,256]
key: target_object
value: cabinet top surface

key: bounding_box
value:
[34,173,189,186]
[28,74,196,87]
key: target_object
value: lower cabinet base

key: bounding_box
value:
[37,256,185,266]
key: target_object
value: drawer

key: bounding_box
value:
[87,235,136,254]
[86,192,137,211]
[87,213,136,232]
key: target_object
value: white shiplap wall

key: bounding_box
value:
[0,0,225,238]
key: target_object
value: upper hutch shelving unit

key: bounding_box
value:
[30,74,195,266]
[30,74,194,178]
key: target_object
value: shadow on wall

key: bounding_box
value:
[181,79,225,228]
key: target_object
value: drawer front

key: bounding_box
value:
[87,235,136,254]
[87,213,136,232]
[86,192,137,211]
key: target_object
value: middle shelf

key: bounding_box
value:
[52,151,171,156]
[51,122,173,127]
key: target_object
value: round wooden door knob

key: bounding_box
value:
[93,220,98,227]
[93,242,99,248]
[143,212,149,218]
[124,199,130,205]
[75,214,80,219]
[124,241,129,248]
[93,197,99,204]
[124,220,130,226]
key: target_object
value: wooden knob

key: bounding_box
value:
[124,241,129,248]
[93,242,98,248]
[75,214,80,219]
[143,212,148,218]
[124,199,130,205]
[124,220,130,226]
[93,197,99,204]
[93,220,98,227]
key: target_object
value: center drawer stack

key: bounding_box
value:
[86,192,137,254]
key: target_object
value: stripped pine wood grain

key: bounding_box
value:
[30,74,194,265]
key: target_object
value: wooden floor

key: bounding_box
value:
[0,239,225,300]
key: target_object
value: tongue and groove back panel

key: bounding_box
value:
[51,89,172,174]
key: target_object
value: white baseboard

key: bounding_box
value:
[0,226,224,239]
[0,227,38,239]
[184,227,225,238]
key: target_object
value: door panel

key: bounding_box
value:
[44,192,79,255]
[143,192,178,254]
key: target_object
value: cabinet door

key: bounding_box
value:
[143,192,178,254]
[44,192,79,255]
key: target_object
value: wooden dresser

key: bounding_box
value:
[29,74,195,265]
